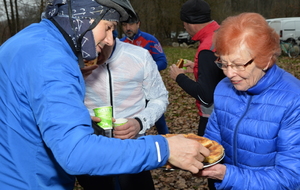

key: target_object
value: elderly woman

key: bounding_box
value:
[199,12,300,189]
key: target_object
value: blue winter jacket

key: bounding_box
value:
[0,19,169,190]
[205,64,300,189]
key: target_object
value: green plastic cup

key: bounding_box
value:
[114,118,128,127]
[182,59,187,70]
[93,106,113,129]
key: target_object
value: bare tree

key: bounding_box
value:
[3,0,12,36]
[2,0,21,36]
[1,0,300,45]
[14,0,20,31]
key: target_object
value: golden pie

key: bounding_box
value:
[162,133,224,169]
[203,140,224,163]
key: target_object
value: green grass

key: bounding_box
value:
[163,46,196,63]
[277,56,300,79]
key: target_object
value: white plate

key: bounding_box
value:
[203,153,225,168]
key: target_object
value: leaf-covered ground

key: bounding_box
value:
[74,47,300,190]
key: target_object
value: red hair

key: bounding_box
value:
[213,13,281,69]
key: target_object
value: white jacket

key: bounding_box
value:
[85,38,169,134]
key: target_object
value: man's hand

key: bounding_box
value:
[91,116,116,124]
[91,116,101,123]
[183,59,195,73]
[81,65,98,79]
[113,118,140,139]
[166,135,210,174]
[169,64,186,80]
[196,163,226,180]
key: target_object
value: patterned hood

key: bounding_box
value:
[45,0,121,62]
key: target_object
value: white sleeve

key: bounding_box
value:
[134,52,169,134]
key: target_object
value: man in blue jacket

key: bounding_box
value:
[0,0,209,189]
[120,13,169,135]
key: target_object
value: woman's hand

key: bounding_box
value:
[197,163,226,180]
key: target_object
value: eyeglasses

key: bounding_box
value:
[215,57,255,71]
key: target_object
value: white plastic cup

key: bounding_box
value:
[114,118,128,127]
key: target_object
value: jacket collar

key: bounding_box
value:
[191,21,219,43]
[106,38,121,64]
[126,29,142,41]
[247,64,283,95]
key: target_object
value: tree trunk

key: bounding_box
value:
[3,0,12,36]
[9,0,16,36]
[14,0,19,32]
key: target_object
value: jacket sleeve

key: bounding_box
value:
[28,53,169,176]
[148,37,167,71]
[134,52,169,134]
[152,52,167,71]
[176,50,225,107]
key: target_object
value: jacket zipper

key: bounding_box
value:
[233,95,253,165]
[107,64,114,117]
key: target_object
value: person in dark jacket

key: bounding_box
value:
[198,12,300,189]
[169,1,225,188]
[169,0,225,137]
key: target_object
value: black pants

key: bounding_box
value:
[76,170,155,190]
[207,178,217,190]
[198,116,208,136]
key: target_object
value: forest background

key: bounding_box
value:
[1,0,300,44]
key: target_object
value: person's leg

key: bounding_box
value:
[198,116,216,190]
[207,178,217,190]
[76,175,115,190]
[198,116,209,136]
[117,171,155,190]
[155,114,169,134]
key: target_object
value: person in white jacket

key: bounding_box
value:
[78,37,169,189]
[85,38,169,138]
